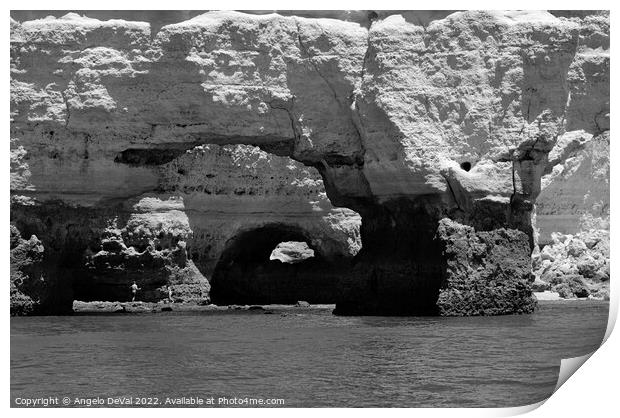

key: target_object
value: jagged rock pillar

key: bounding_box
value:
[435,219,537,316]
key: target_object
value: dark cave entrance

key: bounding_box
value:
[210,224,341,305]
[332,200,447,315]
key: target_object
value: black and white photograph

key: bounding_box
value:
[7,2,615,412]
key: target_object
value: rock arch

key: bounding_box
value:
[210,223,348,305]
[10,11,609,315]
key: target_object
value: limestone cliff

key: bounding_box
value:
[535,12,609,241]
[530,12,609,296]
[10,10,609,315]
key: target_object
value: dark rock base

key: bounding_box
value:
[436,219,537,316]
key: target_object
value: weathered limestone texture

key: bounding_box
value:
[536,132,609,245]
[10,10,609,315]
[532,229,609,299]
[532,12,609,296]
[10,225,46,315]
[436,219,537,316]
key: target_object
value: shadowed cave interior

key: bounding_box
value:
[210,224,344,305]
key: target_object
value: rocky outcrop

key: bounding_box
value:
[80,211,210,303]
[532,229,609,299]
[10,10,609,315]
[10,225,46,315]
[436,219,537,316]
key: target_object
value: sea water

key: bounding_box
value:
[11,300,608,407]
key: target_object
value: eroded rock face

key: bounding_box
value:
[530,12,610,299]
[436,219,536,316]
[532,230,609,299]
[81,211,210,303]
[536,120,609,246]
[10,225,46,315]
[10,10,609,315]
[10,141,362,311]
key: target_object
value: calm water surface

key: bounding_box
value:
[11,301,608,407]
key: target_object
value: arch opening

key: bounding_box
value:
[210,224,343,305]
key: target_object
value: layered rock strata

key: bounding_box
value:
[11,142,361,311]
[10,10,609,315]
